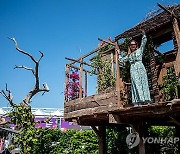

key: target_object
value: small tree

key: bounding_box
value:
[0,38,50,153]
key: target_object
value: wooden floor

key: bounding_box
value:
[64,91,180,126]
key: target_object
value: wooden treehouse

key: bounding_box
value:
[64,4,180,154]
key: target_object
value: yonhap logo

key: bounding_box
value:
[126,132,140,149]
[126,132,180,149]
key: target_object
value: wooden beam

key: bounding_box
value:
[115,42,124,108]
[65,100,180,126]
[109,114,120,123]
[150,24,173,43]
[69,65,97,75]
[91,126,100,138]
[66,57,95,68]
[69,48,99,65]
[79,58,83,98]
[65,64,69,102]
[64,106,110,120]
[98,38,115,46]
[169,116,180,126]
[172,17,180,78]
[111,52,114,76]
[64,90,118,113]
[85,71,87,97]
[157,3,179,20]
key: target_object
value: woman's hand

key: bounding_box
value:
[140,28,145,35]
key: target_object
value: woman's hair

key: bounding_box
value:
[128,40,139,54]
[129,40,138,47]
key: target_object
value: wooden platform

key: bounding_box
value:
[64,91,180,126]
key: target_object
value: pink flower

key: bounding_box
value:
[70,72,79,80]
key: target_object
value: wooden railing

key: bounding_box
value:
[64,41,126,108]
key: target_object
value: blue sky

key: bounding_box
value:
[0,0,178,108]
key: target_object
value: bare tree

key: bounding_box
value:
[0,38,52,153]
[1,38,49,107]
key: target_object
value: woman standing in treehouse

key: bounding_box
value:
[118,31,151,105]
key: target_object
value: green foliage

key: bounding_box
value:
[106,126,137,154]
[33,128,63,154]
[42,129,98,154]
[91,51,115,92]
[148,126,178,154]
[8,104,34,128]
[9,124,178,154]
[149,126,175,137]
[99,44,114,53]
[162,66,178,101]
[119,38,131,83]
[7,104,38,153]
[6,99,98,154]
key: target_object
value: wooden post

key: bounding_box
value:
[111,52,114,76]
[65,64,69,102]
[139,137,145,154]
[79,58,83,98]
[85,71,87,97]
[91,126,106,154]
[115,42,124,108]
[173,18,180,79]
[98,126,106,154]
[149,46,160,103]
[173,18,180,47]
[157,3,180,79]
[134,122,146,154]
[175,126,180,153]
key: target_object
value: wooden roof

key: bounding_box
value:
[115,4,180,40]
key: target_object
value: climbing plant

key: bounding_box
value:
[91,45,115,92]
[162,66,178,101]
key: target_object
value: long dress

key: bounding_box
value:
[119,34,151,105]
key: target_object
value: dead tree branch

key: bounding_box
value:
[8,37,37,63]
[14,65,35,76]
[0,84,16,107]
[38,51,44,63]
[9,37,49,104]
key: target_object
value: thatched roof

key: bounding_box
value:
[115,4,180,40]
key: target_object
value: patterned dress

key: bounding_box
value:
[119,34,151,104]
